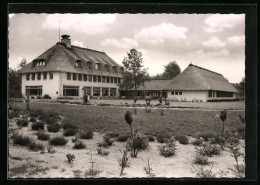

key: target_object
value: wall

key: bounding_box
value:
[21,72,60,99]
[167,90,208,102]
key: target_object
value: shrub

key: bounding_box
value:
[97,141,108,148]
[37,132,50,141]
[195,142,221,157]
[156,132,171,143]
[47,123,61,133]
[105,132,119,138]
[43,94,51,99]
[50,136,68,146]
[63,128,77,136]
[175,135,189,145]
[197,132,216,141]
[48,111,58,117]
[146,135,155,142]
[13,135,31,146]
[97,147,109,156]
[237,126,245,139]
[31,121,45,130]
[66,154,75,163]
[62,121,78,130]
[117,134,131,142]
[126,135,149,157]
[9,111,20,119]
[103,136,113,146]
[79,130,93,139]
[30,117,36,122]
[158,138,177,157]
[28,141,44,151]
[193,155,209,165]
[192,138,204,146]
[73,140,86,149]
[29,111,38,117]
[45,117,57,125]
[16,119,29,127]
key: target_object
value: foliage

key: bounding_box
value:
[118,71,135,92]
[175,135,189,145]
[63,128,77,136]
[85,149,101,177]
[16,118,29,127]
[8,68,22,98]
[158,138,177,157]
[191,163,216,178]
[237,126,245,139]
[126,135,149,157]
[28,141,44,151]
[66,154,75,163]
[220,109,227,138]
[30,117,36,122]
[122,48,150,100]
[117,134,131,142]
[13,135,31,146]
[62,121,78,130]
[144,158,155,177]
[105,132,119,138]
[79,130,93,139]
[45,117,57,125]
[97,147,109,156]
[9,111,20,119]
[47,123,61,133]
[193,154,209,165]
[17,57,27,69]
[192,138,204,146]
[146,135,155,142]
[196,132,216,141]
[37,132,50,141]
[156,132,171,143]
[50,136,68,146]
[162,61,181,79]
[125,111,133,137]
[195,142,221,157]
[118,150,130,176]
[73,140,86,149]
[31,121,45,130]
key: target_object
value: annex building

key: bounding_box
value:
[18,35,123,99]
[122,64,238,102]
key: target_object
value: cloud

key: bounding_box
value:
[135,23,188,44]
[188,49,230,57]
[42,14,116,34]
[71,40,86,48]
[204,14,244,33]
[227,36,245,46]
[100,37,138,49]
[202,37,226,48]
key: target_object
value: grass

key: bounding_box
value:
[10,102,245,137]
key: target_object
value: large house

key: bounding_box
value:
[121,64,238,102]
[17,35,123,99]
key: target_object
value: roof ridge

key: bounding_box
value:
[189,63,222,76]
[71,45,106,54]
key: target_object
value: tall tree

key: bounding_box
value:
[122,49,149,101]
[162,61,181,79]
[239,77,245,97]
[119,71,135,97]
[8,68,22,98]
[17,57,27,69]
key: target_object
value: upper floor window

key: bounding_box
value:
[37,73,41,80]
[43,72,47,80]
[93,75,97,82]
[26,73,30,81]
[83,74,87,81]
[73,73,77,81]
[34,60,45,67]
[98,76,101,83]
[78,74,82,81]
[102,76,106,83]
[67,73,71,80]
[95,63,101,70]
[49,72,53,80]
[75,60,82,67]
[106,76,110,83]
[88,75,93,82]
[32,73,35,80]
[114,77,118,83]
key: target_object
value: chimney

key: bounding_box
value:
[61,34,71,48]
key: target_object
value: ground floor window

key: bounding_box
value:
[216,91,233,97]
[63,86,79,96]
[102,88,109,96]
[83,87,91,95]
[26,86,42,96]
[93,87,100,96]
[110,88,116,97]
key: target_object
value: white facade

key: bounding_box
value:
[21,72,120,99]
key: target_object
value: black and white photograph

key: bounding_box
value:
[7,4,256,179]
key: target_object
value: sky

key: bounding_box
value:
[8,14,245,83]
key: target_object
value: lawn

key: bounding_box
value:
[9,102,245,137]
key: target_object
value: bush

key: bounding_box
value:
[126,135,149,157]
[28,141,44,151]
[237,126,245,139]
[156,132,171,143]
[158,138,177,157]
[48,111,58,117]
[62,121,78,130]
[45,117,57,125]
[117,134,131,142]
[31,121,45,130]
[175,135,189,145]
[192,138,204,146]
[47,123,61,133]
[16,119,29,127]
[13,135,31,146]
[146,135,155,142]
[97,147,109,156]
[66,154,75,163]
[196,132,216,141]
[103,136,113,146]
[79,130,93,139]
[29,111,38,117]
[30,117,36,122]
[37,132,50,141]
[195,142,221,157]
[193,155,209,165]
[63,128,77,136]
[9,111,20,119]
[105,132,119,138]
[50,136,68,146]
[43,94,51,99]
[73,140,86,149]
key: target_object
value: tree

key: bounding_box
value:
[122,49,149,101]
[239,77,245,97]
[119,71,135,97]
[162,61,181,79]
[17,57,27,69]
[8,68,22,98]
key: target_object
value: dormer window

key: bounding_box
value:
[86,62,92,69]
[95,63,101,70]
[34,59,45,67]
[120,67,124,73]
[104,65,109,72]
[112,66,117,73]
[75,60,82,67]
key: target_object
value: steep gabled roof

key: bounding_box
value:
[135,80,170,91]
[17,43,122,77]
[164,64,238,92]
